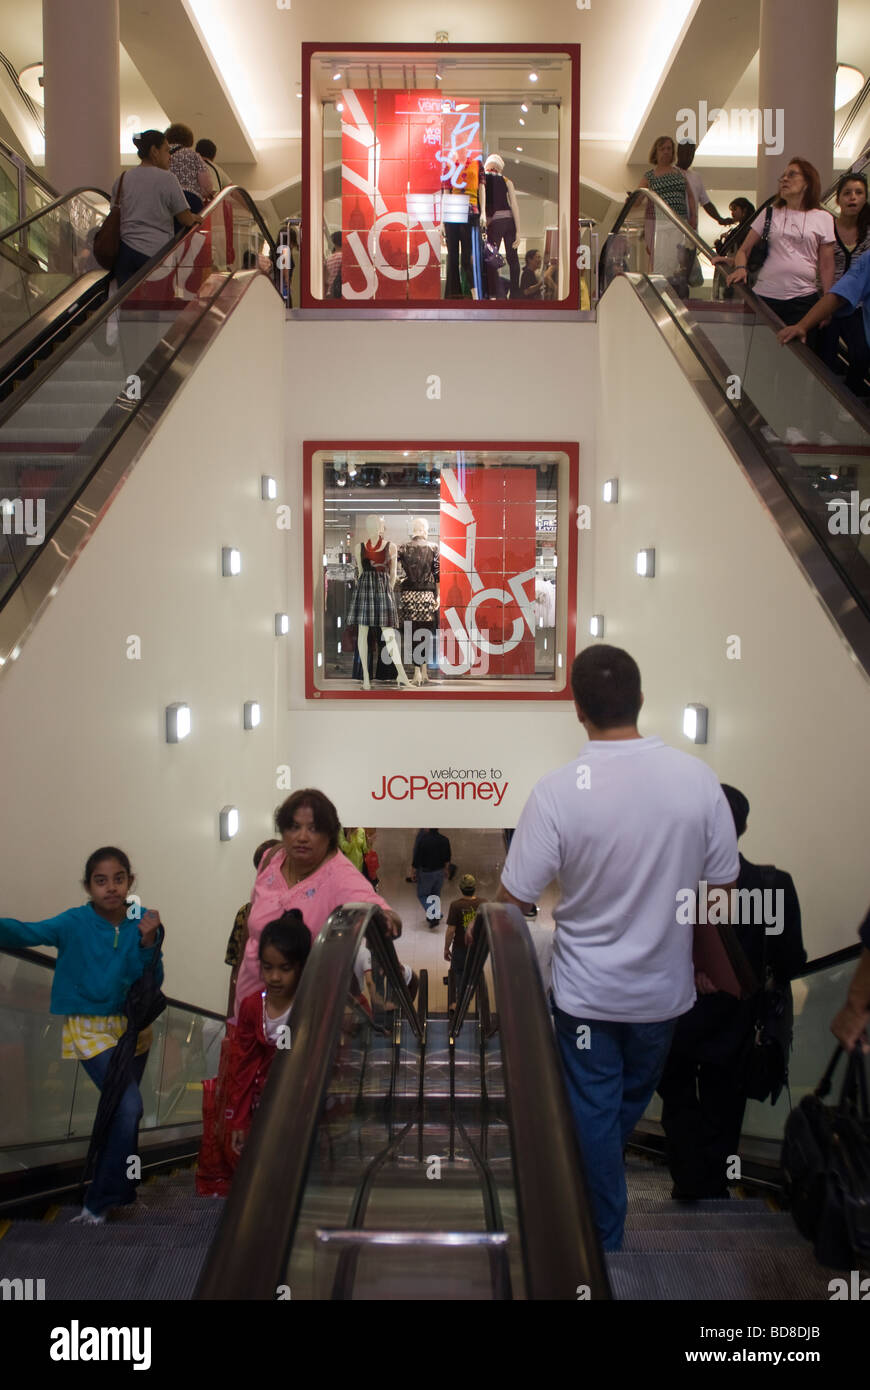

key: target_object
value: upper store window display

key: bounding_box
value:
[302,43,581,309]
[304,445,578,701]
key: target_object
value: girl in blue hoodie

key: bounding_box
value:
[0,846,164,1223]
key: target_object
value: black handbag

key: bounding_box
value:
[93,171,126,271]
[781,1045,870,1269]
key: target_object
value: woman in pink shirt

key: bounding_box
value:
[232,788,400,1017]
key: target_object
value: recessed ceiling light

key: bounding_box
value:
[516,146,523,152]
[18,63,44,106]
[336,102,344,112]
[521,103,529,113]
[332,70,342,81]
[519,118,525,126]
[529,72,539,82]
[836,64,865,109]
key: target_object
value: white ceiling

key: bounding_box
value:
[1,0,866,204]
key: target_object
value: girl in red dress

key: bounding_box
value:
[224,910,311,1163]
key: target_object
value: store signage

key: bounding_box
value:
[439,465,536,676]
[340,90,481,300]
[371,771,508,804]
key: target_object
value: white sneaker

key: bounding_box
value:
[783,426,810,446]
[70,1206,105,1225]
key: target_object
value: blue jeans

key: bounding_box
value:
[80,1048,148,1215]
[552,1004,677,1251]
[416,869,444,921]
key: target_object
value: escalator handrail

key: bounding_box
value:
[0,187,111,245]
[195,903,407,1300]
[452,902,612,1300]
[600,185,870,434]
[0,183,279,433]
[0,943,227,1023]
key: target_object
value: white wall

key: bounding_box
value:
[282,319,598,828]
[593,275,870,958]
[0,276,286,1012]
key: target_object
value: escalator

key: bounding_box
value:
[197,902,609,1301]
[0,185,280,663]
[0,188,111,396]
[598,188,870,675]
[0,138,56,233]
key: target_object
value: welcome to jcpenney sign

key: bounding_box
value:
[372,768,508,805]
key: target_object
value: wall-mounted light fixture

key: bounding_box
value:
[636,548,655,577]
[165,703,191,743]
[683,704,708,744]
[261,476,277,501]
[589,615,605,638]
[219,806,239,841]
[602,478,618,503]
[275,613,289,635]
[244,701,261,730]
[222,547,241,576]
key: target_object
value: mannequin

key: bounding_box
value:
[483,153,521,299]
[346,514,412,690]
[397,517,440,684]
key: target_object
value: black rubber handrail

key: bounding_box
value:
[0,944,227,1023]
[195,903,419,1300]
[600,185,870,434]
[451,902,611,1300]
[0,186,110,244]
[0,183,278,432]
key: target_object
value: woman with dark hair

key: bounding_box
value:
[728,157,835,331]
[816,172,870,395]
[165,121,215,214]
[231,789,401,1017]
[110,130,201,288]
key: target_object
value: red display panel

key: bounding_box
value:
[340,90,481,301]
[439,465,537,677]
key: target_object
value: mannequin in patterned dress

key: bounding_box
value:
[398,517,440,685]
[346,514,412,691]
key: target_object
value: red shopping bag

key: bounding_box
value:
[195,1032,234,1196]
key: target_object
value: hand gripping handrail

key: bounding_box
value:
[451,902,611,1300]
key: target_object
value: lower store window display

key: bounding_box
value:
[305,446,577,698]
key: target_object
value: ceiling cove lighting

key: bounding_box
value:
[836,65,865,110]
[261,476,277,501]
[636,548,655,578]
[222,546,241,576]
[275,613,289,636]
[165,703,191,743]
[219,806,239,841]
[602,478,619,503]
[243,701,261,730]
[589,615,605,638]
[682,704,708,745]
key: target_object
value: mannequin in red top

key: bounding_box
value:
[345,513,413,690]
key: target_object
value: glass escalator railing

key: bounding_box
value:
[0,185,278,646]
[0,139,56,235]
[0,944,225,1192]
[0,187,111,363]
[196,901,609,1301]
[599,188,870,669]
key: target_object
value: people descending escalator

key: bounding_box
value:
[658,784,806,1201]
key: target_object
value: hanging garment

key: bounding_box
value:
[346,541,399,628]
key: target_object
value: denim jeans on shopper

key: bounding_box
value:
[416,869,444,922]
[552,1003,677,1251]
[80,1048,149,1215]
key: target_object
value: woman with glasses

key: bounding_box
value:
[727,158,835,339]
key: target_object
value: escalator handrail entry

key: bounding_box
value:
[0,186,112,247]
[600,185,870,434]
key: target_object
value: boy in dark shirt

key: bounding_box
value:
[445,874,483,1004]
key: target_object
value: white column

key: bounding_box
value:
[43,0,120,194]
[756,0,838,203]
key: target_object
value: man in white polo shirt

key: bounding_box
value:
[498,645,738,1251]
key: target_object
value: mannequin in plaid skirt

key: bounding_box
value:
[347,514,413,690]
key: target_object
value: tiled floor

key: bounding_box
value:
[369,826,557,1012]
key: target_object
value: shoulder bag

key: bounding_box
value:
[746,203,773,283]
[93,171,126,271]
[781,1045,870,1268]
[741,865,794,1104]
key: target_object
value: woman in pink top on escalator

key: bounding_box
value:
[231,788,401,1019]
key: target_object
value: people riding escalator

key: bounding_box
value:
[110,129,202,290]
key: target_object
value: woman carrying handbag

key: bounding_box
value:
[99,129,201,289]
